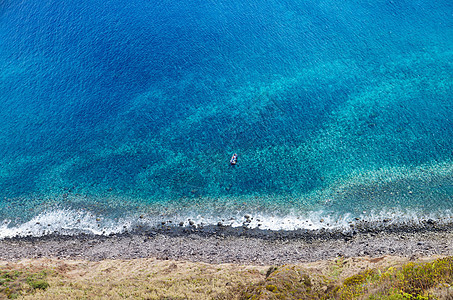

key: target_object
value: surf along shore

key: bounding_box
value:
[1,225,453,299]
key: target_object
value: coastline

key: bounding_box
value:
[1,227,453,299]
[1,225,452,264]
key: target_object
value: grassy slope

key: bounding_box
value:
[1,255,452,299]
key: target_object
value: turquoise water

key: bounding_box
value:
[0,0,452,237]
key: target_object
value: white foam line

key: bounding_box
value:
[0,209,133,239]
[1,208,453,239]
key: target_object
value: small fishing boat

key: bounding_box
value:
[230,153,238,165]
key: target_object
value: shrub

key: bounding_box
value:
[242,265,328,300]
[336,257,453,299]
[28,279,49,290]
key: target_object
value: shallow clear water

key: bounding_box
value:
[0,0,452,237]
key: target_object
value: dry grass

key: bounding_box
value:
[0,258,266,299]
[1,255,453,299]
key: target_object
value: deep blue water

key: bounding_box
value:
[0,0,452,237]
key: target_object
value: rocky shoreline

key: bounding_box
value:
[1,224,453,265]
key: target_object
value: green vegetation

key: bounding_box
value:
[0,269,49,299]
[242,256,453,299]
[0,256,452,299]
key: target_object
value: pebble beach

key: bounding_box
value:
[1,225,452,265]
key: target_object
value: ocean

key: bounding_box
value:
[0,0,452,238]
